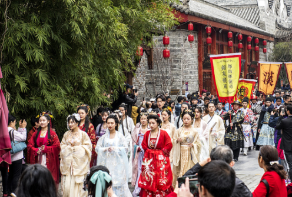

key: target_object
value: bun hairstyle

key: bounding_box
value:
[147,113,162,126]
[35,113,52,146]
[259,145,287,179]
[77,104,90,133]
[106,114,119,131]
[67,113,81,129]
[181,109,195,119]
[162,107,171,121]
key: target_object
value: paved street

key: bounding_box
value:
[234,148,264,192]
[0,148,263,195]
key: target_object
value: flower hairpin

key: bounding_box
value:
[149,111,158,116]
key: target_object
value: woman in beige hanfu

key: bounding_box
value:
[172,109,201,186]
[60,113,92,197]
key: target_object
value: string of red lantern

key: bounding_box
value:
[206,26,212,46]
[228,31,233,52]
[263,40,267,53]
[238,33,243,50]
[254,38,259,52]
[188,23,194,48]
[247,36,252,50]
[163,33,170,59]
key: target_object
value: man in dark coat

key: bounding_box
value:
[184,145,252,197]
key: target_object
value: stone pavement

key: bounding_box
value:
[234,148,264,192]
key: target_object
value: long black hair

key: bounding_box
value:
[35,114,51,147]
[86,165,112,197]
[97,111,109,136]
[15,164,57,197]
[77,105,90,133]
[119,104,129,133]
[106,115,119,131]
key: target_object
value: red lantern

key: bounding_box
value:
[188,34,194,43]
[238,34,243,41]
[263,40,267,46]
[255,45,259,51]
[263,48,267,53]
[163,36,169,46]
[206,37,212,44]
[136,46,143,56]
[238,43,243,49]
[228,40,233,47]
[163,48,170,59]
[247,36,252,43]
[206,26,211,35]
[228,31,233,39]
[254,38,259,44]
[247,44,251,50]
[188,23,194,31]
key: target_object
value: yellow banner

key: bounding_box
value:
[285,63,292,90]
[210,53,241,102]
[235,79,257,107]
[258,62,282,95]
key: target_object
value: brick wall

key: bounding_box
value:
[133,30,199,103]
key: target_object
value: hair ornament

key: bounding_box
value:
[180,109,194,118]
[77,104,91,112]
[140,112,149,117]
[149,111,158,116]
[36,111,54,119]
[269,161,279,165]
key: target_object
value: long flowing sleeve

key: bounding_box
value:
[190,131,202,164]
[217,116,226,145]
[172,128,181,166]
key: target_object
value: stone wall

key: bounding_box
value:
[133,30,199,103]
[259,41,274,61]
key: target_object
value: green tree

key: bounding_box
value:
[0,0,178,135]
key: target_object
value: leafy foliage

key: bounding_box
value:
[0,0,178,136]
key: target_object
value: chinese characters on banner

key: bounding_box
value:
[284,63,292,89]
[258,62,282,95]
[210,53,241,103]
[235,78,257,107]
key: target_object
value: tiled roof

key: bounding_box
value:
[275,21,292,38]
[229,6,260,26]
[204,0,258,6]
[171,0,273,37]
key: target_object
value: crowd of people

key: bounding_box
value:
[1,85,292,197]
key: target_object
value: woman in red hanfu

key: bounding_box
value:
[27,112,60,185]
[78,104,96,167]
[138,112,173,197]
[26,116,39,164]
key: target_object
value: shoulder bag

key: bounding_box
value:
[9,129,27,154]
[261,179,269,197]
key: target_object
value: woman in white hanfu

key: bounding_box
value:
[193,107,209,161]
[96,114,132,197]
[60,113,92,197]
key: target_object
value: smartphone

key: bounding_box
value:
[177,175,199,197]
[281,108,285,114]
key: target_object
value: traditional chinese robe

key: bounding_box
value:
[96,131,132,197]
[172,127,201,186]
[27,130,60,184]
[138,129,173,197]
[26,127,37,164]
[256,105,275,146]
[60,129,92,197]
[79,123,96,167]
[224,110,245,150]
[241,107,254,148]
[202,114,225,154]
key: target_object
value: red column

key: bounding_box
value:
[211,29,216,95]
[243,37,248,78]
[198,25,203,94]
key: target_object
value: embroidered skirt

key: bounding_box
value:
[242,124,253,148]
[257,123,275,146]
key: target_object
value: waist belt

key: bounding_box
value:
[242,123,250,125]
[263,122,269,124]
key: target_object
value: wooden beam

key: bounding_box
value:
[198,24,204,94]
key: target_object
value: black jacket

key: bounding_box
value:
[123,94,137,116]
[275,116,292,151]
[184,163,252,197]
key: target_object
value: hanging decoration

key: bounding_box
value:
[136,46,143,57]
[228,31,233,51]
[238,33,243,50]
[247,36,252,51]
[163,35,169,47]
[263,40,267,53]
[163,48,170,59]
[254,38,259,52]
[188,22,194,47]
[206,26,212,46]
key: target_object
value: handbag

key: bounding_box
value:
[9,129,27,154]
